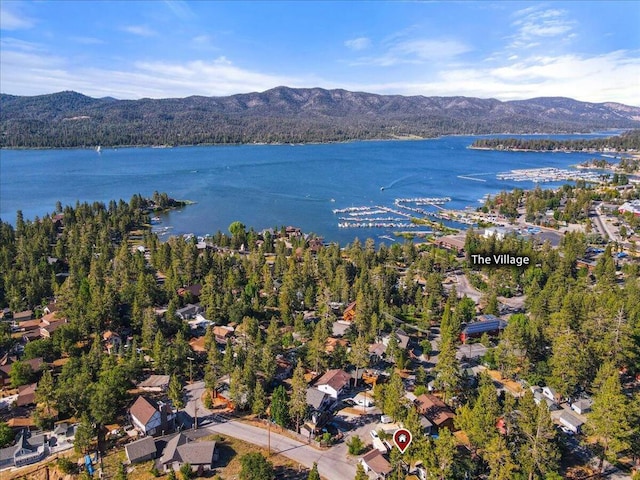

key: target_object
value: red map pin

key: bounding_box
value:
[393,428,412,453]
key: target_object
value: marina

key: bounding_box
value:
[497,167,605,184]
[332,196,474,231]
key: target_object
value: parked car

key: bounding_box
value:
[380,415,393,424]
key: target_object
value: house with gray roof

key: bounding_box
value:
[559,411,584,434]
[138,375,171,392]
[176,304,203,321]
[570,397,593,415]
[306,387,333,412]
[0,430,49,469]
[125,436,157,464]
[158,433,217,473]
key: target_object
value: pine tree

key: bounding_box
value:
[307,462,320,480]
[252,382,266,417]
[432,336,461,404]
[290,363,308,433]
[517,392,559,480]
[354,463,368,480]
[588,362,632,474]
[349,335,370,387]
[271,385,289,428]
[168,374,184,409]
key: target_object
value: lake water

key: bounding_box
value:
[0,135,614,244]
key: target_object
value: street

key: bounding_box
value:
[183,381,364,479]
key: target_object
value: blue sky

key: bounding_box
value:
[1,1,638,104]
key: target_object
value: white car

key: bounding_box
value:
[380,415,393,424]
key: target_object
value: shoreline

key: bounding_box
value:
[1,130,625,152]
[469,146,638,155]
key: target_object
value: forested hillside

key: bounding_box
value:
[2,88,640,147]
[471,129,640,151]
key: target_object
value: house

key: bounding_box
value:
[542,386,562,404]
[419,416,434,435]
[125,436,157,464]
[158,432,217,473]
[212,326,234,345]
[177,284,202,300]
[175,304,203,321]
[360,448,392,478]
[16,383,37,407]
[188,314,213,333]
[324,337,349,354]
[531,387,557,410]
[306,388,333,412]
[559,411,584,434]
[275,356,293,381]
[460,316,507,343]
[483,227,513,240]
[0,357,43,388]
[314,369,351,399]
[129,396,175,436]
[343,302,357,323]
[103,331,122,354]
[189,337,207,354]
[369,343,386,362]
[415,394,455,431]
[137,375,171,393]
[0,430,49,469]
[303,388,333,436]
[570,397,593,415]
[332,321,350,337]
[12,310,34,322]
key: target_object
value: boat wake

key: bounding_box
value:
[382,174,414,190]
[457,175,487,182]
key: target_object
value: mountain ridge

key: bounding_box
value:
[2,87,639,148]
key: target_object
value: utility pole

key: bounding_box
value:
[194,402,198,430]
[187,356,194,383]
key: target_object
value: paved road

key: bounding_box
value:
[453,272,482,303]
[183,381,362,478]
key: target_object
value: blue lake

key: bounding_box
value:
[0,135,614,244]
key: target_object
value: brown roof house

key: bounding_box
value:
[159,432,217,474]
[415,394,455,431]
[129,396,176,437]
[314,369,351,399]
[360,449,392,478]
[0,357,43,388]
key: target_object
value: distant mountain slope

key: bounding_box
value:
[1,87,639,147]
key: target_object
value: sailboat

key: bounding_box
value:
[96,146,101,153]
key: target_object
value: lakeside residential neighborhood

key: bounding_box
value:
[0,158,639,480]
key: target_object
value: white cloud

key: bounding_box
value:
[121,25,157,37]
[0,51,302,99]
[192,34,217,50]
[0,37,45,52]
[509,7,576,50]
[345,37,371,51]
[70,36,106,45]
[357,50,640,106]
[0,5,34,30]
[352,37,471,66]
